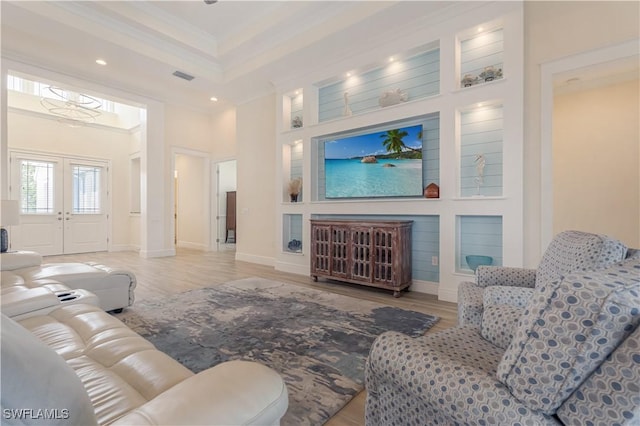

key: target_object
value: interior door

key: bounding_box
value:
[10,152,109,255]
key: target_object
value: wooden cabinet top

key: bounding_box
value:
[310,219,413,227]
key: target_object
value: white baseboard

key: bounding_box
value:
[176,241,207,251]
[109,244,138,252]
[235,252,275,267]
[275,260,310,276]
[139,248,176,258]
[410,279,439,295]
[438,285,458,303]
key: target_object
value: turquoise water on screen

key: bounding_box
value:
[325,158,422,198]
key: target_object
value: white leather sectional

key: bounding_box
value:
[0,251,290,425]
[1,304,289,425]
[1,251,135,312]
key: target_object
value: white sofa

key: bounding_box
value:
[1,302,289,425]
[1,251,135,312]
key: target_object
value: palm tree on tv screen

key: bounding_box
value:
[380,129,409,154]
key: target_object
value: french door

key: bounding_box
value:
[10,152,109,255]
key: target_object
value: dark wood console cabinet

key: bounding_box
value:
[310,219,412,297]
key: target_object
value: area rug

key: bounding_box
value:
[116,277,439,425]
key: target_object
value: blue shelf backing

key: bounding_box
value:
[457,215,503,272]
[283,214,303,253]
[460,28,504,86]
[290,143,303,201]
[460,104,503,197]
[289,92,303,129]
[318,48,440,122]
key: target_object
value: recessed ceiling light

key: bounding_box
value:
[389,57,395,62]
[95,59,107,66]
[477,27,484,33]
[346,72,352,77]
[210,96,218,102]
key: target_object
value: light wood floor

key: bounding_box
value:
[47,248,458,426]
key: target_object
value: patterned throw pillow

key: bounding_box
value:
[496,259,640,415]
[556,325,640,426]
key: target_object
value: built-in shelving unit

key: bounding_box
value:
[283,214,303,253]
[457,215,503,273]
[274,3,524,302]
[458,102,504,197]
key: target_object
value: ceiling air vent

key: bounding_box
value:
[172,71,194,81]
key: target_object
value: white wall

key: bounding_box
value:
[553,79,639,247]
[523,0,640,265]
[235,94,276,264]
[210,105,237,160]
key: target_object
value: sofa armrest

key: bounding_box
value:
[483,286,534,308]
[365,330,558,425]
[457,281,483,327]
[476,266,537,288]
[1,287,60,317]
[111,360,288,426]
[1,250,42,271]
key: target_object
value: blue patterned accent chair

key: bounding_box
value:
[365,257,640,425]
[458,230,629,333]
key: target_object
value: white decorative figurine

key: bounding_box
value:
[474,153,485,195]
[343,92,352,116]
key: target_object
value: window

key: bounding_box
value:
[7,75,116,113]
[72,165,101,214]
[21,160,55,214]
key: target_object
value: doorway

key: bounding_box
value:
[9,151,109,255]
[214,159,237,251]
[540,40,640,251]
[173,151,210,251]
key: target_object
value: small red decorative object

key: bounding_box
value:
[424,183,439,198]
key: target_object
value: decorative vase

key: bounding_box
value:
[424,183,439,198]
[465,255,493,272]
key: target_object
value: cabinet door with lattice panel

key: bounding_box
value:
[330,225,350,279]
[373,227,396,285]
[311,224,331,277]
[350,226,373,283]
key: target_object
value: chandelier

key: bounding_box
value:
[40,86,102,127]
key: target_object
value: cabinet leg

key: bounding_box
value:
[393,290,401,298]
[312,275,318,282]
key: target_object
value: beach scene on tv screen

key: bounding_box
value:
[324,124,423,198]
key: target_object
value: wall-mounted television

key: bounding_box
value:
[321,124,424,199]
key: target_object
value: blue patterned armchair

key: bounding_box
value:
[457,230,630,333]
[365,257,640,425]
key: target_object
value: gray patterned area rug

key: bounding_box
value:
[116,277,439,425]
